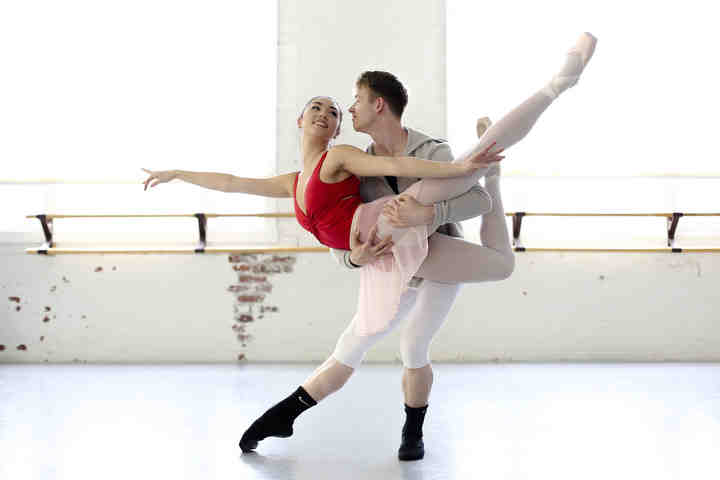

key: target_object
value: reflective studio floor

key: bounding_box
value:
[1,363,719,480]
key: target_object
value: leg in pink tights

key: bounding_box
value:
[407,32,597,205]
[384,32,597,221]
[371,33,596,282]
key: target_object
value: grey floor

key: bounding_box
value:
[1,363,719,480]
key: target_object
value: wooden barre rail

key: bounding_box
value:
[24,211,720,255]
[24,246,329,255]
[506,212,719,249]
[24,213,295,219]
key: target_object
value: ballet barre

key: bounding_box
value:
[508,212,720,252]
[24,211,720,255]
[24,212,308,255]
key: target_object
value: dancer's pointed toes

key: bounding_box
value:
[239,435,258,452]
[572,32,597,67]
[239,427,260,452]
[476,117,492,139]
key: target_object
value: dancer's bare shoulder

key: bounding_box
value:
[324,145,367,180]
[327,144,366,163]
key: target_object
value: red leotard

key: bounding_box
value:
[293,151,363,250]
[295,150,431,337]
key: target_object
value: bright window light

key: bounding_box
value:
[0,1,278,241]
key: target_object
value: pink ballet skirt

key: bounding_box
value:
[352,196,429,336]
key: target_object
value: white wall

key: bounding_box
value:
[2,0,719,364]
[2,242,719,363]
[276,0,446,200]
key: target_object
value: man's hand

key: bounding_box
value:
[349,223,394,266]
[382,194,435,228]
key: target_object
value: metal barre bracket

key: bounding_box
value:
[35,214,53,254]
[194,213,207,253]
[512,212,525,250]
[667,212,683,247]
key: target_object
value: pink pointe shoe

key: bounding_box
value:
[545,32,598,99]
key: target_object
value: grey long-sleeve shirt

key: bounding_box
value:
[331,127,492,269]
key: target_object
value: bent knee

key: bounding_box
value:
[399,338,431,368]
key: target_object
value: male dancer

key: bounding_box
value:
[326,71,507,461]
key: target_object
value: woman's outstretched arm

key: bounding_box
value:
[224,172,297,197]
[142,168,296,198]
[328,144,502,180]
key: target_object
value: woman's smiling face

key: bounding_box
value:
[298,96,342,140]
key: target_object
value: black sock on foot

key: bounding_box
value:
[402,403,428,438]
[399,404,428,461]
[239,386,317,452]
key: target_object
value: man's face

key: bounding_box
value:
[349,86,376,133]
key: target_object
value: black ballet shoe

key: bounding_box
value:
[399,403,428,461]
[239,434,258,453]
[238,416,293,453]
[398,434,425,461]
[239,386,315,453]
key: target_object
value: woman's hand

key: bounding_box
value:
[142,168,177,191]
[460,142,505,174]
[349,223,394,266]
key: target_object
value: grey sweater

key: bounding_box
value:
[331,127,491,269]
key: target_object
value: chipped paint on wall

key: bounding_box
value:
[228,254,297,361]
[0,268,107,361]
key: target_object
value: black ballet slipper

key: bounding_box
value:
[238,386,316,453]
[239,413,294,453]
[398,434,425,461]
[398,403,428,461]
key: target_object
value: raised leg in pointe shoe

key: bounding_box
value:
[398,32,598,206]
[370,33,598,284]
[542,32,597,99]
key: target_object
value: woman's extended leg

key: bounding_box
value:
[365,32,596,282]
[401,32,597,207]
